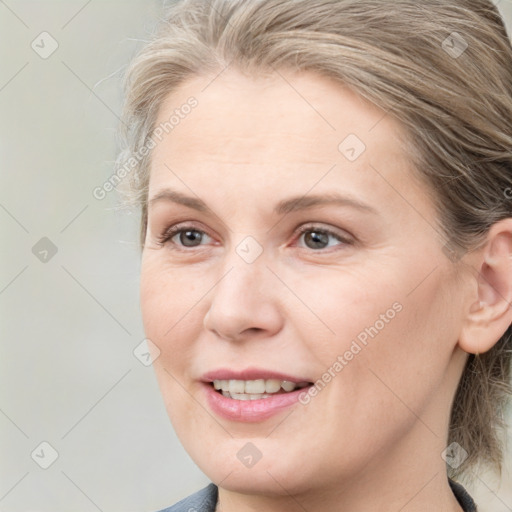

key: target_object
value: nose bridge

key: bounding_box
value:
[203,236,283,340]
[219,261,263,306]
[217,231,268,295]
[212,238,268,313]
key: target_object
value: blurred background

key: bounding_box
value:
[1,1,511,511]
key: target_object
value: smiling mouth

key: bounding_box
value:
[212,378,312,400]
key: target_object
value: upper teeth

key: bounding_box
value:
[213,379,301,394]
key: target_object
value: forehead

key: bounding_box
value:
[147,69,430,221]
[151,69,400,164]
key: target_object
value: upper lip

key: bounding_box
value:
[201,367,312,383]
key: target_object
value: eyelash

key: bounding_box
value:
[155,223,354,252]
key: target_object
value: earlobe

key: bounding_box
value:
[458,219,512,355]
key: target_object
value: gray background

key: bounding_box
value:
[1,1,511,511]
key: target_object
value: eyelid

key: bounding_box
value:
[156,221,214,247]
[156,220,354,251]
[295,223,354,243]
[291,224,355,253]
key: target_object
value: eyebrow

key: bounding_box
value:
[148,188,378,216]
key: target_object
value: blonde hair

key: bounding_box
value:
[117,0,512,479]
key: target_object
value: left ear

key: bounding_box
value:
[458,218,512,354]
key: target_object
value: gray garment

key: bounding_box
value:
[157,483,217,512]
[157,479,477,511]
[449,479,478,512]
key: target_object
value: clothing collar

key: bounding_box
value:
[161,479,477,511]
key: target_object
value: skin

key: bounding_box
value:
[140,69,512,511]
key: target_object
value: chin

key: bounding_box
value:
[190,440,320,496]
[209,464,308,496]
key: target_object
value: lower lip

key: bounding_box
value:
[202,382,310,422]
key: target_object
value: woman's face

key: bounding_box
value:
[140,69,468,497]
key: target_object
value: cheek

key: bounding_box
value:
[337,272,457,422]
[280,264,402,364]
[140,261,201,423]
[293,260,456,403]
[140,256,203,340]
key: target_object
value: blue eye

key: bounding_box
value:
[156,223,353,251]
[296,225,352,250]
[157,226,211,248]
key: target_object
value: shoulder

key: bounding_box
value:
[155,483,218,512]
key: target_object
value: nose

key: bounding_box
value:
[203,256,284,342]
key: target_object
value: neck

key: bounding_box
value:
[216,469,464,512]
[215,423,465,512]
